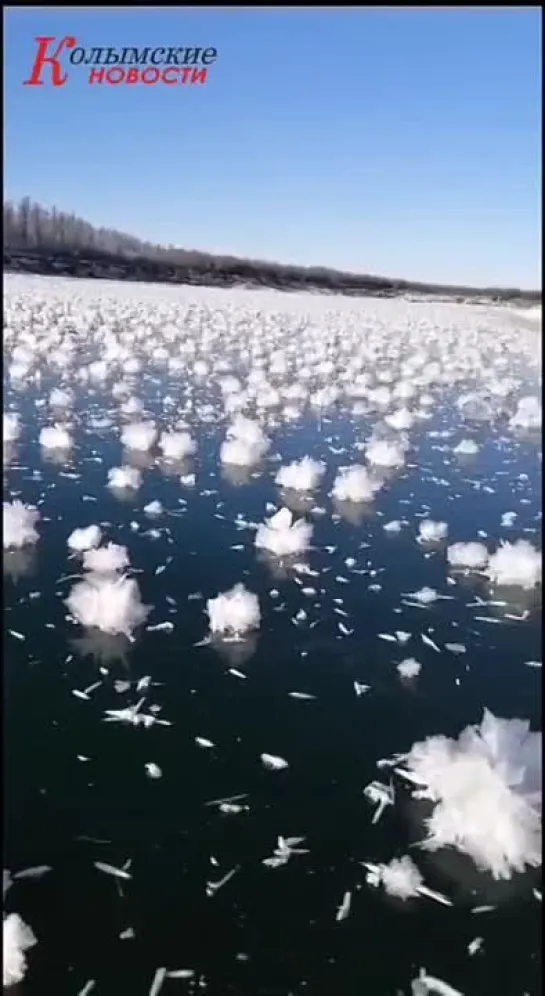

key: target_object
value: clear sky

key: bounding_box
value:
[4,7,542,288]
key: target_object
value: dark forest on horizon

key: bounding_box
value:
[3,198,541,303]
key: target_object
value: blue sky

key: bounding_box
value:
[4,8,542,288]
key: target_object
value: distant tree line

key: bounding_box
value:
[3,197,540,302]
[4,196,183,260]
[3,196,284,270]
